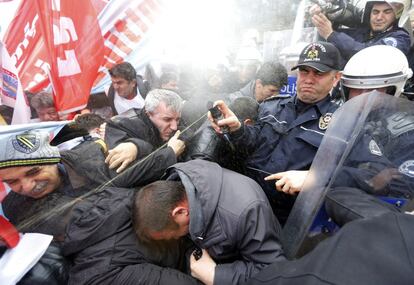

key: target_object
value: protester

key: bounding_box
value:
[0,129,198,285]
[30,92,60,122]
[210,42,342,222]
[51,113,107,151]
[311,0,411,62]
[106,62,150,115]
[104,89,185,174]
[133,159,285,285]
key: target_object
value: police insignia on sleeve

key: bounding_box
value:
[399,160,414,178]
[383,37,398,47]
[12,134,40,154]
[319,113,332,130]
[369,139,382,156]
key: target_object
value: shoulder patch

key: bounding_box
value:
[12,134,40,154]
[369,139,382,156]
[383,37,398,47]
[319,113,333,130]
[399,160,414,178]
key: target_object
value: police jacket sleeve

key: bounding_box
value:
[214,201,286,285]
[230,123,263,155]
[327,29,411,61]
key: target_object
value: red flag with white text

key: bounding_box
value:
[3,0,162,120]
[33,0,105,115]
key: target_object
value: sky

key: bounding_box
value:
[0,0,20,40]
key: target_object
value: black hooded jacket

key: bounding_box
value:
[165,160,286,284]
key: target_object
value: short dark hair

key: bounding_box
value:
[229,97,259,122]
[30,92,55,111]
[74,113,106,131]
[256,62,288,90]
[132,180,187,243]
[109,62,137,81]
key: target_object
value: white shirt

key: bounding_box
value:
[113,91,145,114]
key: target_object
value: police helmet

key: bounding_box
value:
[341,45,412,98]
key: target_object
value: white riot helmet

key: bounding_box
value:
[363,0,412,28]
[341,45,412,98]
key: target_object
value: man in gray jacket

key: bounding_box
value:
[133,159,286,285]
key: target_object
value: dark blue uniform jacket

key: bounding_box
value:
[327,26,410,62]
[232,95,341,207]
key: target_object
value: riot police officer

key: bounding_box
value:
[210,42,343,222]
[325,45,414,225]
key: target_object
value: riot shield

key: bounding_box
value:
[282,90,414,258]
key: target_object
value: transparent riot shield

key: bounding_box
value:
[282,91,414,258]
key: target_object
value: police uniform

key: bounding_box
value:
[229,42,343,222]
[232,94,341,221]
[327,107,414,225]
[327,26,410,62]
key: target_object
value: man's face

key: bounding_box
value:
[254,81,279,102]
[147,101,181,141]
[296,66,340,104]
[370,3,396,33]
[111,76,136,99]
[0,165,61,199]
[37,107,60,122]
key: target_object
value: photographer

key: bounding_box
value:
[310,0,411,62]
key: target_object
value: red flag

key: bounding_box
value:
[34,0,105,115]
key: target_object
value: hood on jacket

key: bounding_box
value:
[164,159,223,239]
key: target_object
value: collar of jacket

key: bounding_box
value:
[175,169,205,241]
[57,162,75,196]
[139,108,165,146]
[284,94,333,115]
[240,80,256,98]
[367,24,406,40]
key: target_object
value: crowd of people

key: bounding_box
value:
[1,1,414,284]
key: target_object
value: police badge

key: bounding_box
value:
[318,113,332,130]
